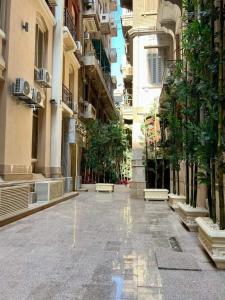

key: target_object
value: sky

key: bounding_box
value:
[111,0,125,90]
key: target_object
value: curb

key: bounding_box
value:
[0,191,79,227]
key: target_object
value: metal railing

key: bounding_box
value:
[64,8,77,41]
[62,84,73,110]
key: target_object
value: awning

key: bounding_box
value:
[92,39,111,74]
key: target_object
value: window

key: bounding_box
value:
[0,0,6,31]
[148,53,164,85]
[35,23,47,68]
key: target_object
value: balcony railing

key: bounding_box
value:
[64,8,77,41]
[62,84,73,110]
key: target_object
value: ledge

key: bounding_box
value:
[0,191,79,227]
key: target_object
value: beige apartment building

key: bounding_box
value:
[0,0,117,189]
[121,0,177,197]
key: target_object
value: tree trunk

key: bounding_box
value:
[155,158,158,189]
[193,164,198,208]
[177,169,180,195]
[207,159,213,218]
[186,159,190,204]
[173,168,176,194]
[211,158,217,223]
[162,159,165,189]
[190,162,194,206]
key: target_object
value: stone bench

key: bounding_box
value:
[144,189,169,201]
[96,183,114,193]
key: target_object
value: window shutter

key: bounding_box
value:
[148,53,164,85]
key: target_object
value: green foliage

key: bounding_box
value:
[84,119,129,183]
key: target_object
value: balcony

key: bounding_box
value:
[82,101,96,120]
[100,13,111,34]
[63,8,77,52]
[83,0,100,32]
[110,21,117,37]
[108,48,117,63]
[62,84,73,111]
[121,10,133,35]
[122,98,133,120]
[83,53,116,117]
[111,76,117,89]
[110,0,117,11]
[121,0,133,10]
[121,63,133,82]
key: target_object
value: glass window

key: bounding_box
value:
[35,24,46,68]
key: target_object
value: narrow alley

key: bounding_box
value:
[1,188,225,300]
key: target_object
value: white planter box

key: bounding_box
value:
[178,203,209,231]
[96,183,114,193]
[144,189,169,201]
[168,193,186,211]
[196,217,225,269]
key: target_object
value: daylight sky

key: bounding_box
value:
[111,0,125,90]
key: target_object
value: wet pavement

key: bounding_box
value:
[1,187,225,300]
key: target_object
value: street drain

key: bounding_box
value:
[169,237,182,252]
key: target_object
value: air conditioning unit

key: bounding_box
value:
[75,41,83,55]
[83,101,96,120]
[84,0,94,9]
[32,89,43,108]
[84,32,90,40]
[36,68,52,88]
[12,78,32,100]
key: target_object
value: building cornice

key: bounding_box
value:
[37,0,56,26]
[128,27,167,39]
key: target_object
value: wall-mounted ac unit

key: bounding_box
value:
[36,68,52,88]
[83,101,96,120]
[75,41,83,55]
[12,78,32,100]
[84,32,90,40]
[32,89,43,108]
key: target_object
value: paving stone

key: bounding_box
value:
[138,287,164,300]
[1,189,225,299]
[160,270,225,300]
[155,248,201,271]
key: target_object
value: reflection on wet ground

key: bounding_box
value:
[0,187,225,300]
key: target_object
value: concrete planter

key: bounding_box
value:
[168,193,186,211]
[196,217,225,269]
[178,203,209,231]
[144,189,169,201]
[96,183,114,193]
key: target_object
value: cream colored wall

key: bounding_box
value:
[133,0,158,29]
[0,0,54,178]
